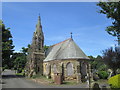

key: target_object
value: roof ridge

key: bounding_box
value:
[51,38,72,47]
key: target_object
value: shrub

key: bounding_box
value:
[98,71,109,79]
[17,68,22,73]
[93,73,99,81]
[108,74,120,88]
[2,67,6,71]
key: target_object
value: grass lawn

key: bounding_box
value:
[31,74,53,84]
[16,73,24,76]
[31,75,79,85]
[15,70,25,76]
[62,80,78,85]
[94,79,108,84]
[30,74,110,86]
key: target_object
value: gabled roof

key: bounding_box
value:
[44,38,90,62]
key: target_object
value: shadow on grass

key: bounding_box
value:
[62,81,78,85]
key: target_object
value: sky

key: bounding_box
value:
[2,2,117,57]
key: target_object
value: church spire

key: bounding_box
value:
[70,32,73,39]
[35,14,42,35]
[37,14,41,26]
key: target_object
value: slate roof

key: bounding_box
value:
[44,38,90,62]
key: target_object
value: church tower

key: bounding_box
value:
[26,15,45,77]
[32,15,44,52]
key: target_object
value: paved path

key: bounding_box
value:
[2,69,107,89]
[2,70,55,88]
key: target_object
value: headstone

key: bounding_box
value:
[92,83,100,90]
[54,73,62,85]
[101,85,107,90]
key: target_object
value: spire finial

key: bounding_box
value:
[37,13,41,26]
[38,13,41,21]
[70,32,73,39]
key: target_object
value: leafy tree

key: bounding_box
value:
[88,56,97,69]
[95,55,102,61]
[89,55,108,72]
[21,47,28,54]
[102,47,120,75]
[20,44,30,55]
[11,52,27,71]
[11,45,31,71]
[2,21,14,68]
[44,45,49,52]
[97,1,120,45]
[88,55,95,60]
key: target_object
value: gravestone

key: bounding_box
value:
[92,83,101,90]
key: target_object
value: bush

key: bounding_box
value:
[98,71,109,79]
[93,73,99,81]
[17,68,22,73]
[2,67,6,71]
[2,66,8,71]
[108,74,120,88]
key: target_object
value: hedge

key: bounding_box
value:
[108,74,120,88]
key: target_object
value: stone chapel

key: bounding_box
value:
[26,16,93,82]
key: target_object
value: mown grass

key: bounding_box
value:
[31,74,53,82]
[16,73,24,76]
[15,70,25,76]
[94,79,108,83]
[31,75,79,85]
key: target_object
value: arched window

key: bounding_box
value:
[81,62,87,76]
[45,64,50,75]
[66,62,74,76]
[53,64,57,73]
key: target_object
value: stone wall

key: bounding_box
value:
[43,59,91,82]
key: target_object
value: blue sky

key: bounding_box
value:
[2,2,116,57]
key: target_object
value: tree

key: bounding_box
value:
[21,44,30,55]
[11,52,27,71]
[44,45,49,52]
[89,55,108,71]
[0,20,2,68]
[102,47,120,75]
[97,1,120,45]
[2,21,14,68]
[11,44,31,71]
